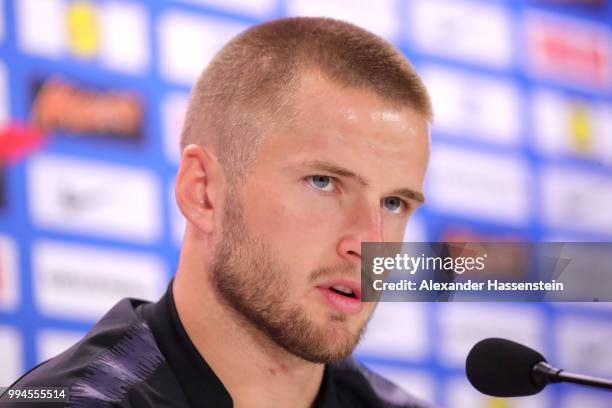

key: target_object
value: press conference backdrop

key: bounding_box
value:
[0,0,611,407]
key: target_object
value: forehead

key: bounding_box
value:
[255,71,430,187]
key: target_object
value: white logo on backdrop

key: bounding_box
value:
[27,154,162,243]
[32,240,166,321]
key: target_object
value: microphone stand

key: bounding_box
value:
[533,362,612,391]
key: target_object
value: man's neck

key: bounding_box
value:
[173,271,325,408]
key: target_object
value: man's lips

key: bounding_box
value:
[315,279,363,315]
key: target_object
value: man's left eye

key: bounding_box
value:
[382,197,405,214]
[308,175,335,192]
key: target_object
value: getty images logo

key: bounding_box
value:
[372,253,487,275]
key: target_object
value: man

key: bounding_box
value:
[5,17,432,407]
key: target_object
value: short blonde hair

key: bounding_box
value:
[181,17,432,184]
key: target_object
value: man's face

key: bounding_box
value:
[211,71,430,363]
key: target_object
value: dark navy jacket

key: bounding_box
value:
[3,284,433,408]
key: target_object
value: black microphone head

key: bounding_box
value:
[466,338,547,397]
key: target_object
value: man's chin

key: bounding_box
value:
[288,339,357,364]
[295,317,365,362]
[317,306,369,336]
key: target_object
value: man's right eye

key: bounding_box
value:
[307,175,335,192]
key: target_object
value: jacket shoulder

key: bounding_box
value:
[9,299,168,407]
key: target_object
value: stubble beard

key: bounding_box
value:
[210,189,370,363]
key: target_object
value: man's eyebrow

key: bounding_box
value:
[302,160,369,186]
[299,160,426,204]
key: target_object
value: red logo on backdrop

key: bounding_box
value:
[526,14,612,89]
[0,122,46,164]
[0,122,46,208]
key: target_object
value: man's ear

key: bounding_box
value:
[175,144,225,234]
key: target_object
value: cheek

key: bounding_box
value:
[275,200,335,255]
[259,189,343,272]
[382,213,413,242]
[255,180,342,230]
[383,223,407,243]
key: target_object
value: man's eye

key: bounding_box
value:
[383,196,406,214]
[308,175,335,192]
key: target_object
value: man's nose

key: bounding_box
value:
[337,204,384,263]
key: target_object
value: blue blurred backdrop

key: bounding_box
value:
[0,1,611,407]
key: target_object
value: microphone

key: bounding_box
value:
[466,338,612,397]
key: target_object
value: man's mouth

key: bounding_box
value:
[329,285,357,299]
[316,280,363,315]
